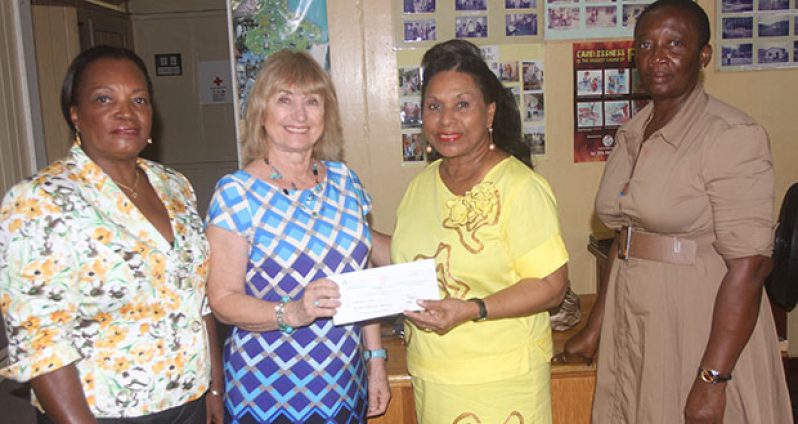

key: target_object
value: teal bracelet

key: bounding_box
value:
[275,296,294,334]
[363,348,387,361]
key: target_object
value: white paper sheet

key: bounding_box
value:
[330,259,439,326]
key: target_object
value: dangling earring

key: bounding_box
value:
[488,127,495,151]
[74,131,82,146]
[425,144,433,154]
[147,138,153,145]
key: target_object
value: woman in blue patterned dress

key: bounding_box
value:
[205,50,391,423]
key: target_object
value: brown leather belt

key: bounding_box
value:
[617,226,697,265]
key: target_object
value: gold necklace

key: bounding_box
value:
[114,168,141,199]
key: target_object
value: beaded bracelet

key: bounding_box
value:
[275,296,294,334]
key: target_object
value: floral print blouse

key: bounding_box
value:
[0,145,211,418]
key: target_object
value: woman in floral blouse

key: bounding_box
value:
[390,39,569,423]
[0,46,223,423]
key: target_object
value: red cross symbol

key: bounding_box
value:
[213,76,223,86]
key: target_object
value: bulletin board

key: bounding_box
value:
[716,0,798,71]
[394,0,543,49]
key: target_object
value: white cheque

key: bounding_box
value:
[331,259,440,326]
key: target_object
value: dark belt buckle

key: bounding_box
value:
[618,226,632,261]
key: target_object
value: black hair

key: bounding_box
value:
[634,0,711,47]
[60,45,153,134]
[420,39,531,168]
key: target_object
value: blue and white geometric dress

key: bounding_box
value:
[206,161,373,424]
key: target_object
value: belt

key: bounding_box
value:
[618,226,697,265]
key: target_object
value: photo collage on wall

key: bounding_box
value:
[397,45,547,164]
[545,0,654,40]
[573,41,650,163]
[717,0,798,70]
[398,0,543,48]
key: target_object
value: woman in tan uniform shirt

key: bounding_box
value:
[558,0,793,422]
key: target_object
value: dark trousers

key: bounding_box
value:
[37,396,206,424]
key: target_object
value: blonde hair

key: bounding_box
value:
[240,49,343,165]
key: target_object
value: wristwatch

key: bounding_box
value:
[697,367,732,384]
[467,298,488,322]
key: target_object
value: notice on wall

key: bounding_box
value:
[198,61,233,105]
[573,41,649,163]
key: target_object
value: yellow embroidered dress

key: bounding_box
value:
[0,145,211,418]
[391,157,569,423]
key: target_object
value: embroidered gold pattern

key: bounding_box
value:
[415,243,471,298]
[443,181,501,254]
[451,411,524,424]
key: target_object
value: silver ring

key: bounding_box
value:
[313,300,321,308]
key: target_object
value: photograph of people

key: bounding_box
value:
[455,16,488,38]
[391,39,569,424]
[576,101,603,127]
[721,43,754,66]
[523,126,546,156]
[622,4,647,28]
[506,0,535,8]
[557,0,793,422]
[493,61,519,83]
[0,45,224,423]
[505,13,538,36]
[585,6,617,28]
[404,0,436,14]
[401,100,423,128]
[522,61,544,91]
[524,93,545,122]
[547,7,580,31]
[603,100,631,126]
[455,0,487,11]
[205,50,391,423]
[576,70,603,96]
[404,20,437,42]
[399,67,421,97]
[604,68,629,95]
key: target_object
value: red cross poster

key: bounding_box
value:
[573,41,649,163]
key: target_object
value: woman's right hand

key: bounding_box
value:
[287,278,341,327]
[554,326,600,365]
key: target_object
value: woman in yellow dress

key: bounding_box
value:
[391,39,569,423]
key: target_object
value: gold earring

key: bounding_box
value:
[75,132,82,146]
[147,138,153,145]
[488,127,495,151]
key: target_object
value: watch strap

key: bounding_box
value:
[363,348,388,361]
[468,297,488,322]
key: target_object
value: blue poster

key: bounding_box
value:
[230,0,330,114]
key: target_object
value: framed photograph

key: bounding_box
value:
[506,13,538,36]
[721,43,754,66]
[506,0,535,8]
[401,132,425,162]
[403,0,436,14]
[548,7,580,31]
[523,126,546,156]
[399,67,421,97]
[576,69,603,96]
[576,101,603,128]
[721,0,753,13]
[722,17,754,39]
[404,19,437,42]
[523,93,545,122]
[586,6,617,28]
[622,4,647,28]
[757,41,789,64]
[400,100,422,128]
[522,61,544,90]
[604,100,631,127]
[455,16,488,38]
[604,68,629,95]
[758,0,788,11]
[455,0,488,11]
[758,15,789,37]
[492,61,519,82]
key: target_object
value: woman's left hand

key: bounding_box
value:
[206,389,225,424]
[404,298,475,334]
[684,380,726,424]
[366,358,391,417]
